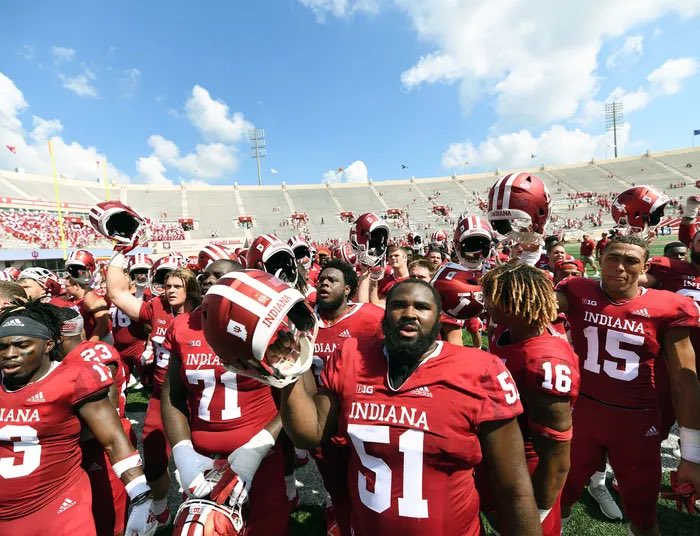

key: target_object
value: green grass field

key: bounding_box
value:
[127,238,700,534]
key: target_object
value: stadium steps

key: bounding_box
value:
[410,181,429,202]
[282,187,296,213]
[540,169,578,193]
[325,186,345,212]
[370,184,390,210]
[649,156,697,182]
[79,187,101,204]
[591,163,635,189]
[180,188,188,218]
[233,187,247,216]
[0,178,33,199]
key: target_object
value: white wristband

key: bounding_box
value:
[125,474,150,499]
[680,426,700,463]
[109,251,127,269]
[112,452,142,479]
[538,508,552,523]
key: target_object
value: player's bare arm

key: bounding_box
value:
[479,418,542,536]
[106,254,143,320]
[84,292,110,340]
[161,351,192,446]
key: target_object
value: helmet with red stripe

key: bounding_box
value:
[611,185,670,239]
[127,253,153,272]
[149,255,184,295]
[288,235,312,269]
[172,498,244,536]
[246,235,298,286]
[237,249,248,269]
[453,216,495,270]
[0,271,11,282]
[349,213,389,267]
[430,229,448,248]
[198,244,237,271]
[201,270,318,388]
[19,267,62,297]
[65,249,96,281]
[88,201,150,247]
[430,263,484,320]
[3,267,21,281]
[488,172,551,244]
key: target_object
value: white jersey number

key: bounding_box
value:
[185,369,241,422]
[0,425,41,479]
[111,307,132,328]
[582,326,643,381]
[347,424,428,519]
[541,362,572,393]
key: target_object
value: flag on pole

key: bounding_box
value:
[694,129,700,136]
[5,145,16,154]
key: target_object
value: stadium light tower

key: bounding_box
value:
[249,128,266,186]
[605,102,623,159]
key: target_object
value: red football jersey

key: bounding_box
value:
[0,359,112,519]
[62,340,127,418]
[556,277,700,408]
[307,263,321,286]
[488,325,580,459]
[647,256,700,293]
[165,309,279,456]
[321,339,522,535]
[378,272,408,297]
[579,239,595,257]
[110,303,149,362]
[139,296,176,392]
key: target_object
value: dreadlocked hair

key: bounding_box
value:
[481,261,558,332]
[0,299,63,360]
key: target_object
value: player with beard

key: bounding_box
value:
[277,279,541,535]
[478,263,580,536]
[557,235,700,536]
[312,259,384,535]
[161,258,292,535]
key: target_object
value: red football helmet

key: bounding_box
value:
[430,229,448,248]
[65,249,96,280]
[173,498,244,536]
[88,201,150,246]
[198,244,237,271]
[349,213,389,267]
[246,235,298,286]
[127,253,153,272]
[287,235,312,269]
[453,216,495,270]
[201,270,318,388]
[149,255,183,295]
[237,249,248,269]
[611,185,670,238]
[430,263,484,320]
[4,267,21,281]
[488,172,551,244]
[334,242,357,266]
[0,271,11,282]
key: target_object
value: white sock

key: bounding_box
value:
[590,470,606,488]
[285,473,297,501]
[152,497,168,515]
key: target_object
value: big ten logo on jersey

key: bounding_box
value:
[581,298,597,306]
[356,384,374,395]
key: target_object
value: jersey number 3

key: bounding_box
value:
[0,425,40,478]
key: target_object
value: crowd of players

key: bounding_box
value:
[1,173,700,536]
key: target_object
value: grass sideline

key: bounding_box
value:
[127,236,700,535]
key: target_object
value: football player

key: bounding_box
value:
[557,235,700,536]
[480,263,580,535]
[65,250,111,342]
[371,246,410,308]
[278,279,541,535]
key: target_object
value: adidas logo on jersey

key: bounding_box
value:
[87,462,103,472]
[632,308,650,318]
[410,386,433,398]
[57,498,76,514]
[25,392,46,404]
[2,318,24,327]
[645,426,659,437]
[339,330,352,338]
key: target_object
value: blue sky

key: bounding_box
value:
[1,1,699,186]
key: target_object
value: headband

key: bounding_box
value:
[0,316,53,340]
[61,314,85,337]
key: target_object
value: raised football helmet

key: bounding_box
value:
[430,229,449,249]
[149,255,183,295]
[287,235,312,270]
[488,172,551,244]
[349,213,389,267]
[453,216,495,270]
[65,249,96,281]
[201,270,318,388]
[611,185,670,238]
[246,235,298,286]
[198,244,237,271]
[430,263,484,320]
[19,267,62,297]
[89,201,151,247]
[173,498,244,536]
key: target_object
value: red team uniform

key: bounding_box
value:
[110,302,149,382]
[164,309,291,534]
[321,338,523,535]
[0,359,113,536]
[480,324,580,536]
[557,276,700,528]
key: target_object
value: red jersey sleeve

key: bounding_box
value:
[525,354,580,401]
[664,293,700,329]
[679,220,698,247]
[475,355,523,424]
[138,298,154,323]
[320,343,346,395]
[70,361,113,405]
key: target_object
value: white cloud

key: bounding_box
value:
[136,155,171,185]
[647,57,699,95]
[605,35,643,69]
[299,0,379,22]
[51,46,76,63]
[442,124,631,171]
[322,160,369,183]
[17,45,34,61]
[185,85,253,143]
[59,68,99,98]
[0,72,129,184]
[119,68,141,98]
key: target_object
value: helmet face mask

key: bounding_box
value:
[173,498,244,536]
[265,251,298,286]
[89,201,150,247]
[459,236,492,270]
[350,213,390,267]
[611,185,669,239]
